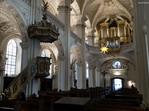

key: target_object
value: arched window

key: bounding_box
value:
[41,50,46,57]
[5,39,17,76]
[112,60,121,68]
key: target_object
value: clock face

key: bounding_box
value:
[113,60,121,68]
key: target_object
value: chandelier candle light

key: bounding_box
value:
[100,46,109,53]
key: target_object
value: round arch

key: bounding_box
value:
[53,39,65,62]
[1,35,22,54]
[40,43,58,65]
[71,0,81,30]
[99,56,135,67]
[4,38,22,76]
[70,44,81,64]
[92,13,132,28]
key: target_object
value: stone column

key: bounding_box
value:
[144,2,149,104]
[57,55,66,90]
[106,74,110,87]
[20,41,29,97]
[52,65,58,90]
[134,0,149,104]
[76,59,84,89]
[70,64,73,88]
[87,36,95,46]
[20,41,29,70]
[58,0,74,24]
[30,0,42,24]
[100,72,104,87]
[95,67,101,87]
[88,65,96,88]
[20,39,40,97]
[57,0,74,91]
[87,28,95,46]
[75,15,87,89]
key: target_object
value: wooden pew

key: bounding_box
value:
[100,98,141,106]
[89,107,142,111]
[92,102,145,111]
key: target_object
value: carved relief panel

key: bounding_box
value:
[36,57,51,78]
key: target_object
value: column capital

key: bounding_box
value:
[95,67,101,72]
[58,56,65,61]
[86,28,96,37]
[66,0,74,5]
[57,5,72,13]
[87,35,95,39]
[58,54,65,61]
[76,59,83,66]
[59,0,74,6]
[75,15,88,26]
[20,41,29,49]
[89,64,96,70]
[58,0,74,13]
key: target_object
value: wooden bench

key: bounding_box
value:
[89,106,139,111]
[100,98,140,106]
[92,102,145,111]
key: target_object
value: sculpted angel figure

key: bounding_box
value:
[42,0,49,21]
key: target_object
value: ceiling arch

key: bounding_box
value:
[70,44,81,63]
[99,55,135,67]
[0,16,20,41]
[0,1,28,43]
[76,0,133,29]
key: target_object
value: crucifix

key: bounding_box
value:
[102,70,107,87]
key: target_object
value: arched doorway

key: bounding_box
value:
[111,78,124,91]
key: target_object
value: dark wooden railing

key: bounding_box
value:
[5,57,51,99]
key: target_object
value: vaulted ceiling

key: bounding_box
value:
[0,4,20,39]
[45,0,133,29]
[0,0,134,39]
[76,0,133,27]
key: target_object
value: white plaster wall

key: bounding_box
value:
[127,62,135,82]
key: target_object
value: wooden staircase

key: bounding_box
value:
[4,57,51,99]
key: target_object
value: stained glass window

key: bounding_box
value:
[112,60,121,68]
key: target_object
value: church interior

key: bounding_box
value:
[0,0,149,111]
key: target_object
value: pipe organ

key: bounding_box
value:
[98,19,133,53]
